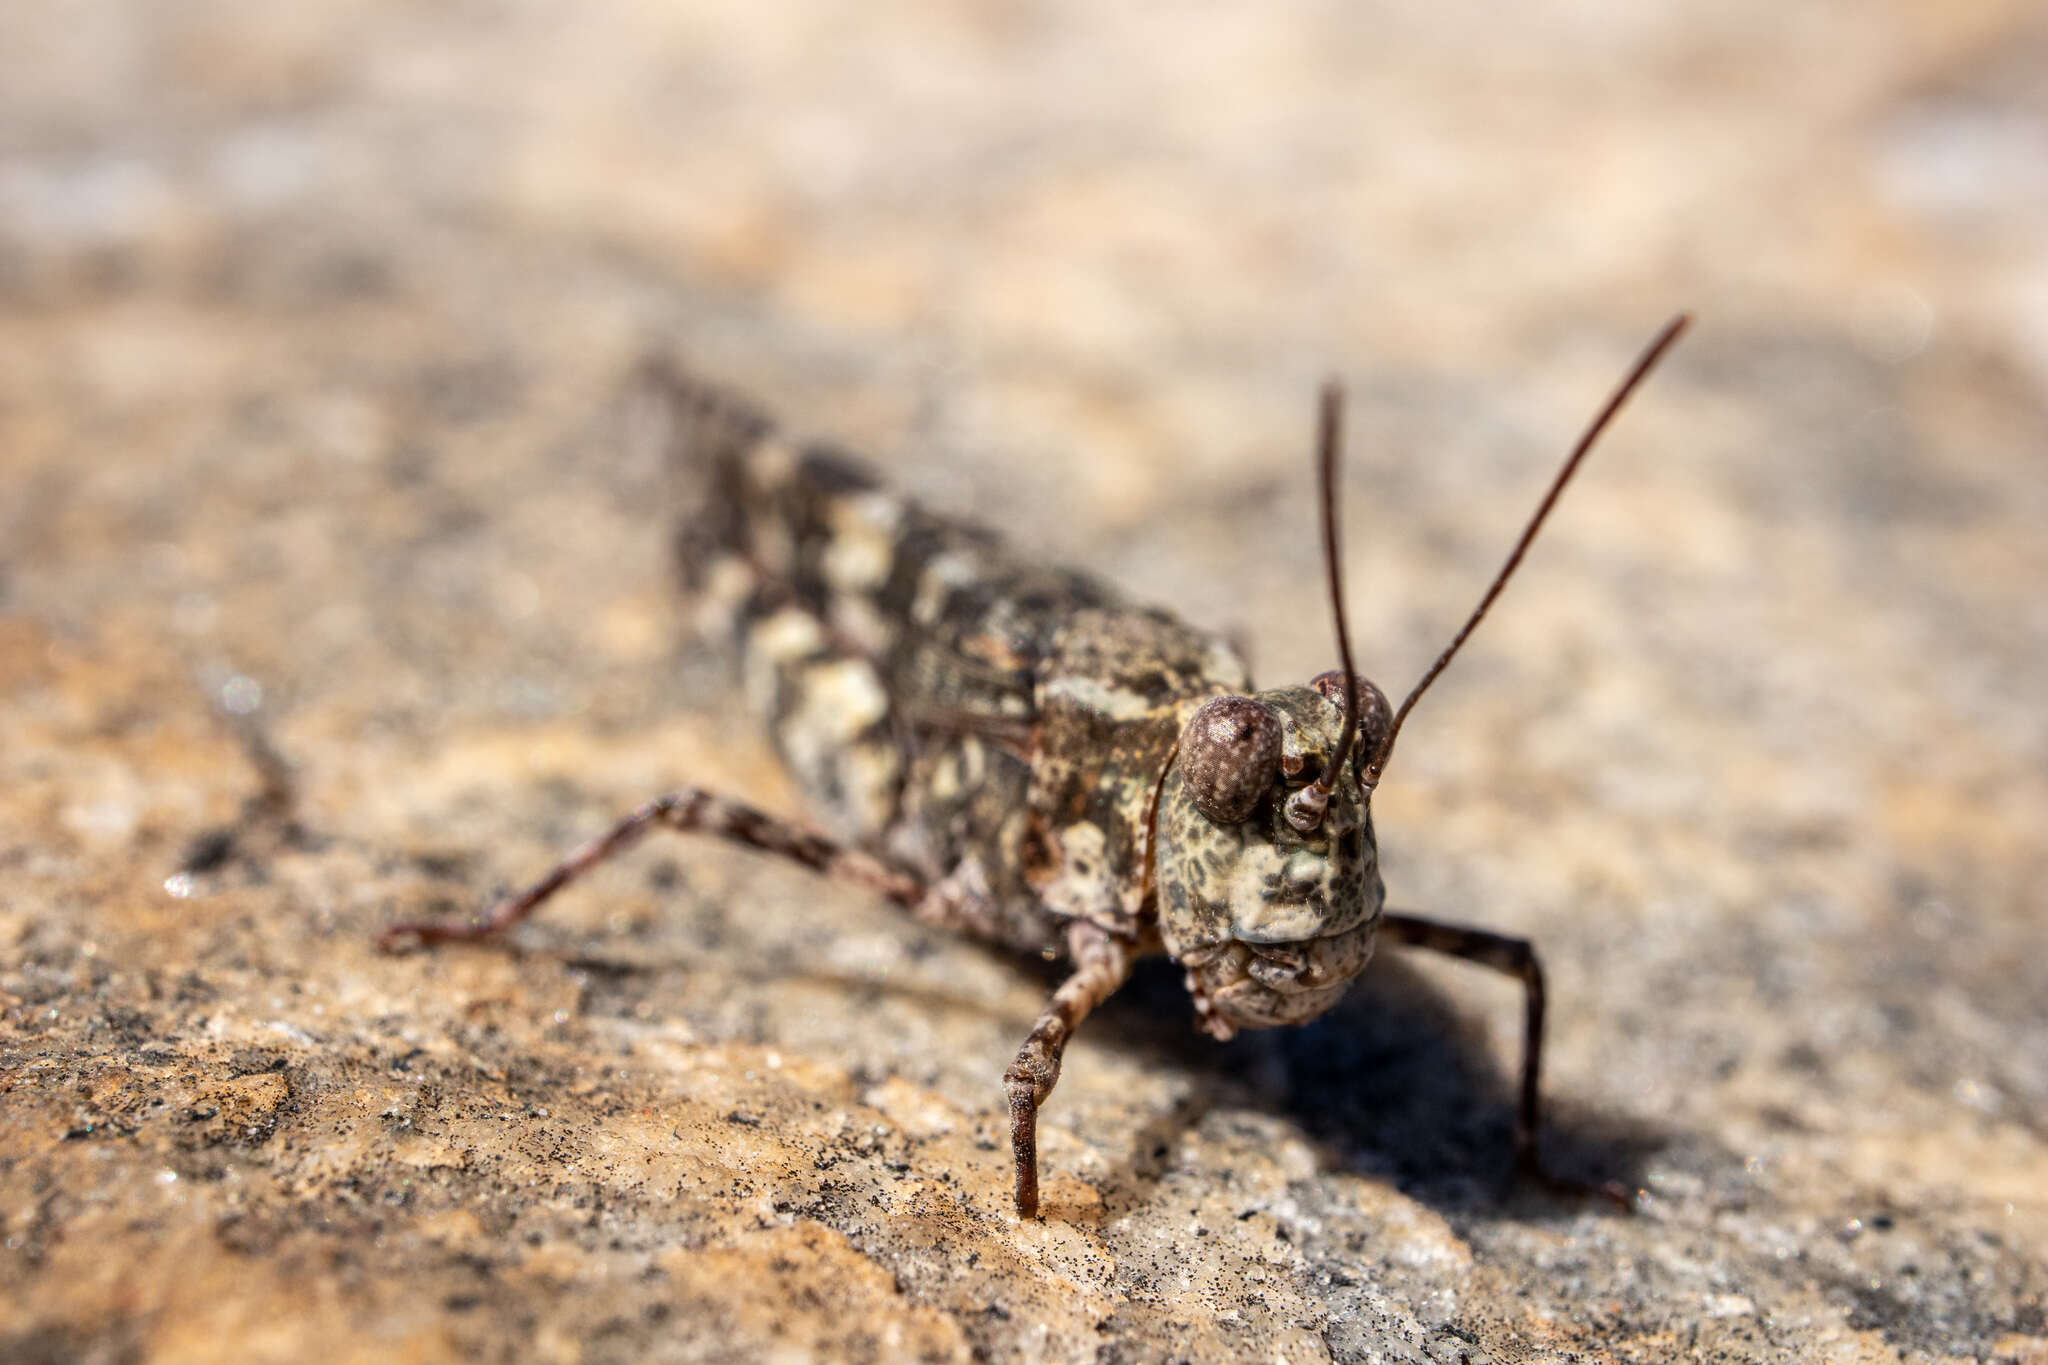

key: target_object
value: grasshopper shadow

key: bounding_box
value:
[1093,951,1668,1217]
[426,882,1667,1219]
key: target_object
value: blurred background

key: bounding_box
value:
[3,3,2045,1362]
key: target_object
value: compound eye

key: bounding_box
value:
[1308,669,1393,769]
[1178,695,1283,824]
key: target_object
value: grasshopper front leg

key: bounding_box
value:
[1380,911,1627,1206]
[1004,921,1135,1218]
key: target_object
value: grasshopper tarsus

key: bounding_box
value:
[1008,1092,1041,1219]
[1003,922,1135,1216]
[1517,1146,1637,1212]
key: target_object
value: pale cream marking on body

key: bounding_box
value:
[743,606,825,715]
[1221,845,1335,945]
[793,658,890,742]
[911,551,983,627]
[928,750,961,802]
[822,491,900,592]
[830,594,896,658]
[1039,822,1114,922]
[692,554,756,640]
[1042,673,1155,723]
[778,658,892,836]
[927,737,987,802]
[833,741,902,841]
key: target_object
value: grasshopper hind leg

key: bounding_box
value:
[377,783,1121,1217]
[376,788,926,951]
[374,779,1042,971]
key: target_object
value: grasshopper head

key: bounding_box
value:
[1152,319,1689,1040]
[1154,673,1390,1038]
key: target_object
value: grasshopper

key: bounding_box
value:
[381,316,1689,1217]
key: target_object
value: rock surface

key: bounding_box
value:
[4,3,2046,1362]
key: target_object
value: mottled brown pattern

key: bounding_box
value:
[387,364,1603,1213]
[644,372,1414,1201]
[671,372,1259,956]
[1022,607,1247,934]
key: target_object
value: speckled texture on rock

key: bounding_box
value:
[3,3,2047,1362]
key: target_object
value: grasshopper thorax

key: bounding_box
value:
[1155,673,1391,1039]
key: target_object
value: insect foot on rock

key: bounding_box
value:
[380,315,1691,1219]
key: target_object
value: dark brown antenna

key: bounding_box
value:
[1284,382,1358,833]
[1363,313,1692,791]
